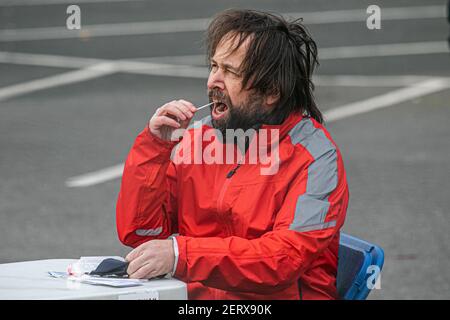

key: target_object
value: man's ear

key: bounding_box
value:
[265,91,279,108]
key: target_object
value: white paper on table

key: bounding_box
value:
[67,275,147,288]
[48,271,68,278]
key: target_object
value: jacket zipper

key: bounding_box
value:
[226,162,242,178]
[218,162,242,210]
[217,162,242,235]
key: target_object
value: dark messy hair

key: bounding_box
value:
[206,9,323,124]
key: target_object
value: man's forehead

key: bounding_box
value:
[212,33,250,66]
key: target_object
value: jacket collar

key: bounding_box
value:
[260,112,304,140]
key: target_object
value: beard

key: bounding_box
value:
[207,89,277,140]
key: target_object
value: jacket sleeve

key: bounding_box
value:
[173,147,349,294]
[116,126,179,248]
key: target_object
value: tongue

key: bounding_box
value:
[212,103,228,121]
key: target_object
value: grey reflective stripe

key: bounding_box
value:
[135,227,163,236]
[288,118,338,232]
[295,220,337,233]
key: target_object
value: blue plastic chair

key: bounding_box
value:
[336,233,385,300]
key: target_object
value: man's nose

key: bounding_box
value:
[207,68,225,91]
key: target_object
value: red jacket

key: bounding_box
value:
[116,112,349,300]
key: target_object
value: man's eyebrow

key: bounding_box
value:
[223,63,240,72]
[210,59,240,72]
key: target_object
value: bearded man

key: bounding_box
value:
[116,9,349,300]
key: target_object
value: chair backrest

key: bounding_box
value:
[336,233,385,300]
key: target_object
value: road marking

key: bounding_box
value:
[65,164,124,188]
[0,62,117,101]
[0,5,444,41]
[0,52,448,187]
[319,41,449,60]
[314,75,450,87]
[286,5,445,24]
[0,19,211,42]
[65,78,450,187]
[140,40,449,65]
[118,62,450,87]
[1,39,448,76]
[115,60,208,78]
[325,78,450,122]
[1,49,450,104]
[0,51,104,69]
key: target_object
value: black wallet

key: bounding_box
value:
[89,258,129,277]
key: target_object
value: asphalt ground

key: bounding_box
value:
[0,0,449,299]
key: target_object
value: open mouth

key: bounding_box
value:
[212,101,229,121]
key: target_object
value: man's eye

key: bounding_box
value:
[210,64,218,71]
[223,68,238,76]
[228,70,241,77]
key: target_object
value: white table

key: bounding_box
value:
[0,259,187,300]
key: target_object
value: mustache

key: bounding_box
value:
[208,89,229,104]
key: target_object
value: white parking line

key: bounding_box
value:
[116,60,208,78]
[1,39,448,75]
[1,48,450,104]
[0,51,105,69]
[325,78,450,122]
[0,19,210,42]
[319,41,449,60]
[0,62,117,101]
[285,5,445,24]
[0,51,448,187]
[65,77,450,187]
[0,6,445,42]
[129,40,450,65]
[115,41,450,80]
[65,164,124,188]
[314,75,450,88]
[120,63,450,87]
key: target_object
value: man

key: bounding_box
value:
[116,9,349,300]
